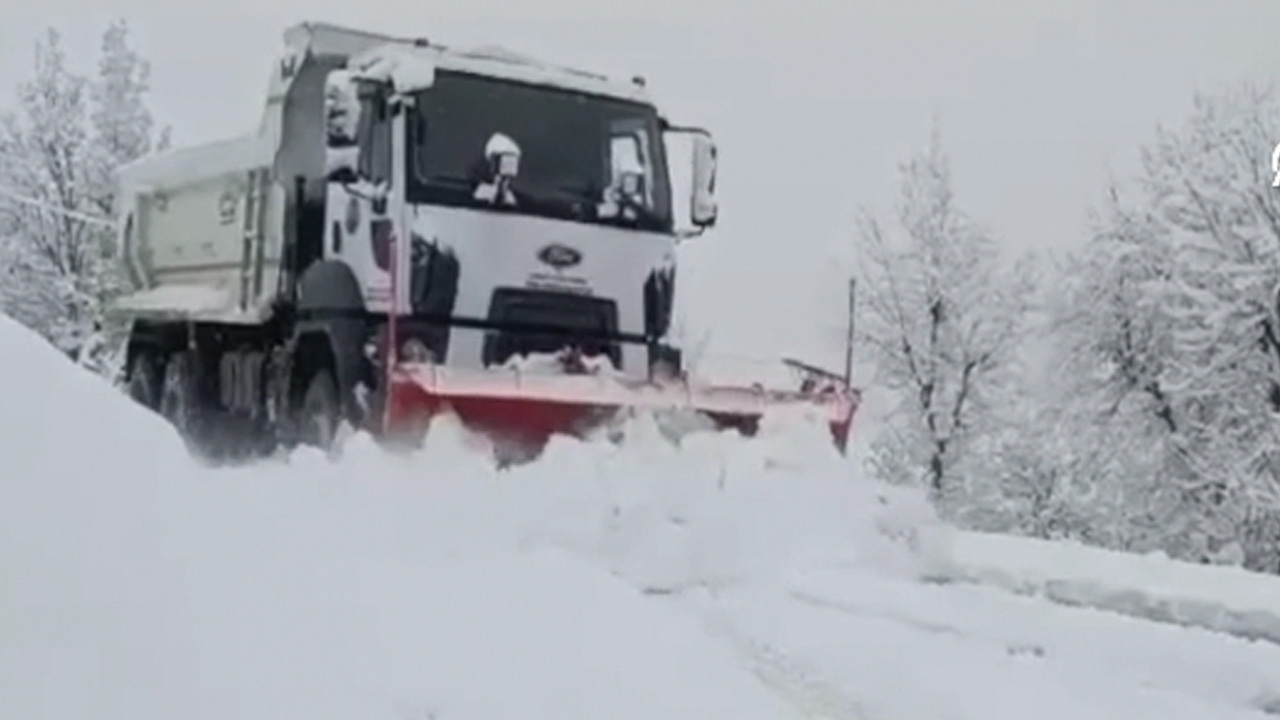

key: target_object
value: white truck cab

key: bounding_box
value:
[317,39,717,373]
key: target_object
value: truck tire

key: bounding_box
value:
[127,353,161,410]
[160,352,200,439]
[299,367,339,450]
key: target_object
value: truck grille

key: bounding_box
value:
[481,289,621,369]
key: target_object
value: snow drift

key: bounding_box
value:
[0,313,929,719]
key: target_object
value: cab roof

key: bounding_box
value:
[286,21,655,105]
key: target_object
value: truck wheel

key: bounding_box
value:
[160,352,200,438]
[127,353,161,410]
[300,368,339,450]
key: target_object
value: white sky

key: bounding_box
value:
[3,0,1280,367]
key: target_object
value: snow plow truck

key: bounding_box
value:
[110,21,859,459]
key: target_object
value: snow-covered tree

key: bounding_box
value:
[0,28,98,356]
[982,255,1170,547]
[88,19,169,218]
[1058,83,1280,570]
[0,21,166,373]
[856,125,1034,512]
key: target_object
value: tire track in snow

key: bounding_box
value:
[692,599,872,720]
[744,638,874,720]
[791,588,970,641]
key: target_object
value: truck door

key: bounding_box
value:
[323,76,404,315]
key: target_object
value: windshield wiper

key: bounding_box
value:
[507,184,599,220]
[417,176,664,228]
[597,194,665,229]
[423,175,476,191]
[549,186,666,229]
[427,175,584,210]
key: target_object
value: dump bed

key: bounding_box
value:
[114,135,279,323]
[110,22,393,324]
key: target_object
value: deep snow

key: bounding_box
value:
[4,311,1280,720]
[0,315,815,719]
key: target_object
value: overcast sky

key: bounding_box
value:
[3,0,1280,367]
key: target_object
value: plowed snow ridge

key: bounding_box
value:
[931,528,1280,645]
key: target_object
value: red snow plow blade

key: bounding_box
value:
[381,360,859,457]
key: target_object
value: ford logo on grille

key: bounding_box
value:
[537,243,582,269]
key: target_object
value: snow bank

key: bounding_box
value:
[0,314,189,473]
[13,309,1278,720]
[0,313,928,719]
[928,528,1280,645]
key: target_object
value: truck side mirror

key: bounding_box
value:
[664,126,719,238]
[689,132,718,229]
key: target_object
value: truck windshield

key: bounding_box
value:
[405,71,672,232]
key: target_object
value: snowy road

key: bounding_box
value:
[688,575,1280,720]
[3,312,1280,720]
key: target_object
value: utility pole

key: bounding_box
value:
[844,277,856,386]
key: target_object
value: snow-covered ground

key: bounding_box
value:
[931,528,1280,646]
[4,311,1280,720]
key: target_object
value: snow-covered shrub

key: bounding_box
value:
[0,21,167,372]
